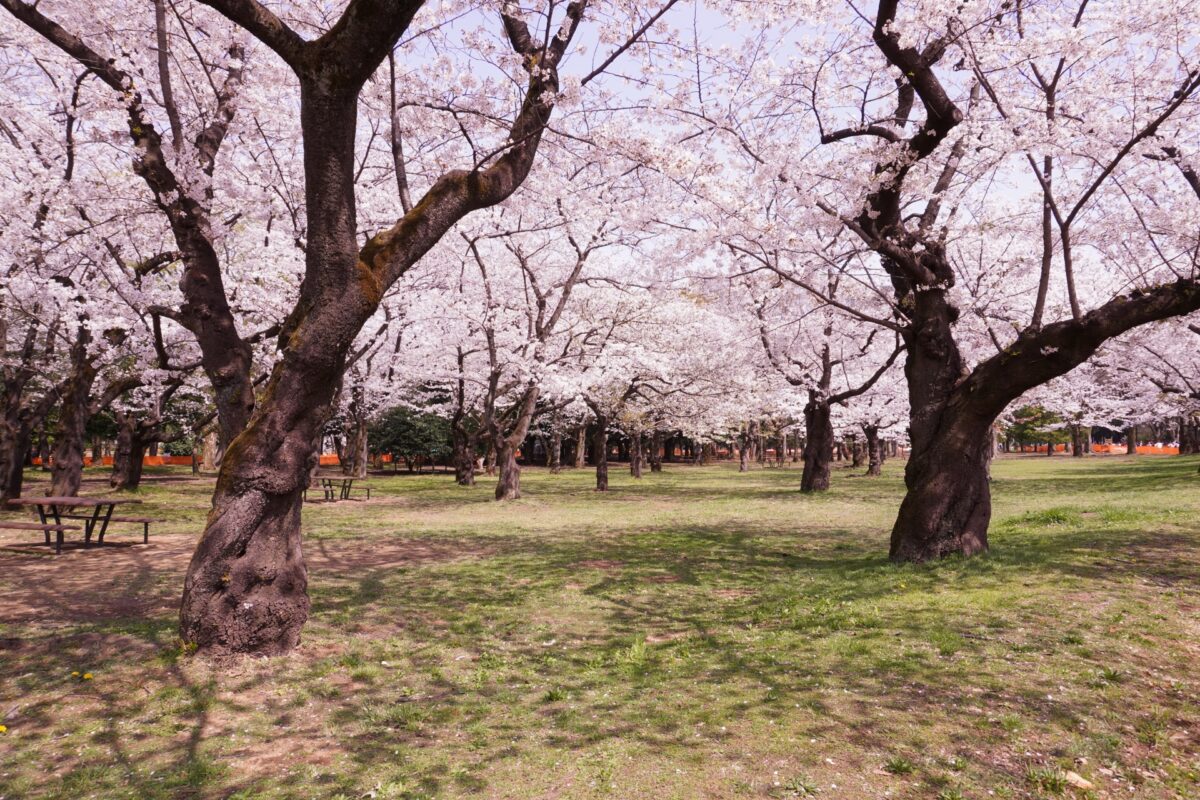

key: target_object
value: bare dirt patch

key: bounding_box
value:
[0,532,492,627]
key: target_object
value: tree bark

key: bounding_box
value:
[864,425,883,477]
[1125,425,1138,455]
[109,415,149,491]
[630,432,643,478]
[574,424,587,468]
[800,396,833,492]
[0,418,34,506]
[494,441,522,500]
[50,328,99,497]
[548,431,562,474]
[453,427,476,486]
[201,428,222,471]
[649,430,663,472]
[738,427,749,472]
[594,414,609,491]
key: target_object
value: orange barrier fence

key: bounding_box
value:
[1091,444,1179,455]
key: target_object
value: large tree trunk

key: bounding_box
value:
[738,428,749,472]
[1125,425,1138,455]
[864,425,883,477]
[494,441,522,500]
[594,415,609,491]
[548,431,562,474]
[800,396,834,492]
[890,410,993,562]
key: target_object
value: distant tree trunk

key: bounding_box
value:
[849,434,865,468]
[649,430,663,473]
[484,443,497,476]
[630,432,643,478]
[1125,425,1138,455]
[864,425,882,477]
[452,428,476,486]
[1070,424,1084,457]
[738,427,749,472]
[747,421,758,463]
[801,396,834,493]
[549,431,562,474]
[201,428,222,471]
[575,425,587,468]
[110,414,150,491]
[50,329,99,497]
[593,413,609,491]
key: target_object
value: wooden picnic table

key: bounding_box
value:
[7,496,144,551]
[308,474,370,502]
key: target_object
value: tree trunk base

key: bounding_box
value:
[179,490,309,655]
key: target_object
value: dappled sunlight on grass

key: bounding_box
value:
[1,456,1198,798]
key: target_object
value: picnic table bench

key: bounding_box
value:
[0,521,81,555]
[5,496,144,553]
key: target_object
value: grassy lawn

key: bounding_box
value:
[0,456,1197,799]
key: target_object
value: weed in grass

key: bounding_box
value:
[884,756,915,775]
[781,774,820,796]
[1025,765,1068,795]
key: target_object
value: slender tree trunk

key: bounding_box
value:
[549,431,562,474]
[738,427,749,472]
[630,432,643,478]
[594,414,609,491]
[574,425,587,468]
[800,396,834,492]
[50,331,98,497]
[649,430,663,473]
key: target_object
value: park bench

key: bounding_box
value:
[0,521,81,555]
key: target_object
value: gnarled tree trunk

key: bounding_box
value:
[800,396,833,492]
